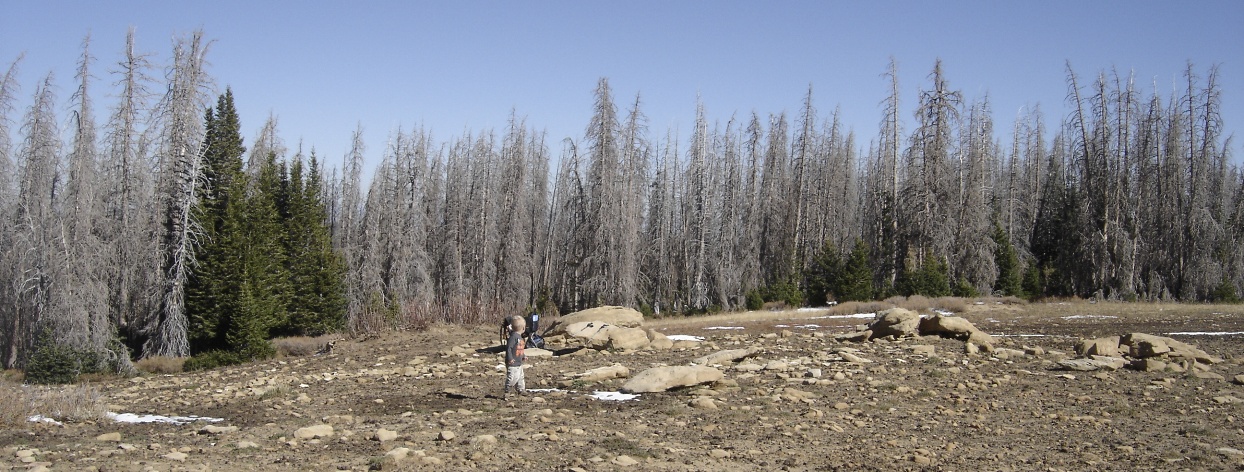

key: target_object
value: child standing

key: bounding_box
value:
[504,314,527,398]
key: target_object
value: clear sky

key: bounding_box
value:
[3,1,1242,170]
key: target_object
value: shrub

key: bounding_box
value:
[135,356,186,375]
[745,290,764,311]
[930,297,968,313]
[24,333,105,385]
[183,350,245,372]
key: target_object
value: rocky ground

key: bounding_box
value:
[5,301,1244,471]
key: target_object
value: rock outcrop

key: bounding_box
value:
[620,366,724,393]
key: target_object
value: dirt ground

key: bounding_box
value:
[5,301,1244,471]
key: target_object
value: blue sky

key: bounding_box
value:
[3,1,1242,170]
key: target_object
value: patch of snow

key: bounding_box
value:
[107,412,224,425]
[934,309,954,316]
[994,334,1048,337]
[985,318,999,323]
[28,415,62,426]
[796,307,828,312]
[526,388,562,393]
[774,324,790,328]
[808,313,875,320]
[590,391,639,401]
[666,335,704,342]
[1165,331,1244,336]
[703,326,744,330]
[1061,315,1118,320]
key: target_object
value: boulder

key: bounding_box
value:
[1075,336,1122,357]
[564,322,618,345]
[373,429,399,442]
[691,348,760,366]
[918,313,995,348]
[605,327,651,350]
[645,330,674,350]
[548,306,644,335]
[572,364,631,382]
[1121,333,1222,364]
[1128,358,1168,372]
[621,366,724,393]
[869,308,921,338]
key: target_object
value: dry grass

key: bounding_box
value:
[0,377,108,426]
[929,297,968,313]
[135,356,186,374]
[273,335,338,357]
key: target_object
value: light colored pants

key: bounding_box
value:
[505,366,526,393]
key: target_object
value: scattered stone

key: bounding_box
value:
[384,447,411,466]
[1234,375,1244,385]
[911,345,936,356]
[438,431,456,441]
[236,441,259,449]
[95,432,121,442]
[293,424,334,439]
[1218,447,1244,457]
[710,449,731,458]
[1128,358,1168,372]
[1213,395,1244,404]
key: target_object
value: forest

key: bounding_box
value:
[1,30,1241,376]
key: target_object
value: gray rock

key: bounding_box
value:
[373,428,399,442]
[692,348,760,366]
[199,425,238,435]
[869,308,921,338]
[621,366,724,393]
[437,431,456,441]
[548,306,645,335]
[293,424,334,439]
[572,364,631,382]
[1057,357,1125,371]
[1075,336,1121,357]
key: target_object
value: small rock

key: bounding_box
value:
[15,449,37,458]
[293,424,334,439]
[709,449,731,458]
[1233,375,1244,385]
[236,441,259,449]
[438,431,456,441]
[199,425,238,435]
[373,428,399,442]
[385,447,411,464]
[839,352,872,363]
[1214,395,1244,404]
[469,435,498,449]
[163,451,188,462]
[689,397,719,410]
[911,345,936,356]
[612,455,639,466]
[95,432,122,442]
[1218,447,1244,457]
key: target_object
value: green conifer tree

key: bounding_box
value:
[839,239,875,302]
[992,224,1023,297]
[278,152,346,336]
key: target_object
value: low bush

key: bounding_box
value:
[183,350,245,372]
[1,378,108,426]
[135,356,186,375]
[930,297,968,313]
[272,335,336,357]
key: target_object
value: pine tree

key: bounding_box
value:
[803,240,842,306]
[839,239,875,302]
[280,152,346,335]
[992,224,1023,297]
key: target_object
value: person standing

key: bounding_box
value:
[504,315,527,398]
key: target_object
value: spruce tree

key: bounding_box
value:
[279,152,346,336]
[803,241,842,306]
[838,239,875,302]
[992,224,1023,297]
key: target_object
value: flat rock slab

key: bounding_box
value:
[549,306,645,335]
[621,366,723,393]
[692,348,760,366]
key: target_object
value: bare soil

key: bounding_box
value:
[6,301,1244,471]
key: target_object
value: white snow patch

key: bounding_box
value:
[797,307,828,312]
[107,412,224,425]
[590,391,639,401]
[666,335,704,342]
[28,415,62,426]
[526,388,563,393]
[1061,315,1118,320]
[994,334,1048,338]
[933,309,954,316]
[808,313,875,320]
[1165,331,1244,336]
[703,326,744,330]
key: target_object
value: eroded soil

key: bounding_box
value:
[5,301,1244,471]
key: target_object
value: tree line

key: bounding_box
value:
[1,31,1241,374]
